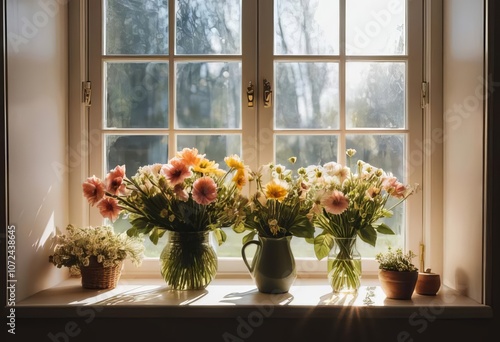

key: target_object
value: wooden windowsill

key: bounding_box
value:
[15,275,492,319]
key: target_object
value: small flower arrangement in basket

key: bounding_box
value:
[49,224,144,289]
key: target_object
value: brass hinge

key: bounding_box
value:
[421,81,428,109]
[83,81,92,107]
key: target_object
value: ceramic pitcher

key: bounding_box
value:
[241,235,296,293]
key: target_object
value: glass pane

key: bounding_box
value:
[275,135,338,170]
[105,0,169,55]
[346,62,405,129]
[346,134,406,255]
[176,62,241,129]
[105,62,169,128]
[346,0,406,55]
[275,62,339,129]
[275,0,339,55]
[106,135,169,257]
[175,0,241,55]
[106,135,169,176]
[176,135,241,169]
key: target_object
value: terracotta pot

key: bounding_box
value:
[416,272,441,295]
[378,269,418,300]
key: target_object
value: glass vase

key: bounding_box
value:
[160,230,217,290]
[327,237,362,293]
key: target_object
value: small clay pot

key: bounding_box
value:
[378,269,418,300]
[416,271,441,295]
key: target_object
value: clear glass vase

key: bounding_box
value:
[160,230,217,290]
[327,237,362,293]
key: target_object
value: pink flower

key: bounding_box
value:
[392,182,407,199]
[173,184,189,201]
[161,158,192,186]
[82,176,105,206]
[192,176,218,205]
[106,165,126,195]
[97,197,121,222]
[321,190,349,215]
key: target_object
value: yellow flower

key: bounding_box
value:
[225,154,245,170]
[193,158,225,176]
[232,169,247,189]
[264,180,288,201]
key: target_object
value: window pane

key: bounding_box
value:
[275,135,338,170]
[275,62,339,129]
[346,0,406,55]
[176,62,241,129]
[346,134,406,255]
[177,134,241,169]
[275,0,339,55]
[105,62,169,128]
[106,135,169,257]
[106,135,169,176]
[346,62,405,129]
[176,0,241,55]
[105,0,169,55]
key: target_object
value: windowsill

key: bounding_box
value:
[16,275,492,319]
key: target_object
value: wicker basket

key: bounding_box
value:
[80,256,122,289]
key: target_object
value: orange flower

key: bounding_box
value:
[232,169,248,189]
[176,147,203,166]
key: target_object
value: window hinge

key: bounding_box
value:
[83,81,92,107]
[421,81,428,109]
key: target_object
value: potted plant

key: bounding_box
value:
[233,157,315,293]
[375,247,419,299]
[49,224,145,289]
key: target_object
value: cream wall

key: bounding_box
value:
[7,0,69,301]
[443,0,485,302]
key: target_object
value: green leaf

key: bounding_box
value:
[314,233,334,260]
[126,227,138,237]
[149,228,160,245]
[213,228,227,246]
[289,216,315,238]
[358,225,377,247]
[232,222,246,234]
[242,231,256,245]
[376,223,395,235]
[305,237,315,244]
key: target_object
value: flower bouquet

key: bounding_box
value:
[234,158,315,293]
[308,149,415,293]
[82,148,249,289]
[49,224,144,289]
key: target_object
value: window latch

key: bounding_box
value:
[246,81,254,107]
[83,81,92,107]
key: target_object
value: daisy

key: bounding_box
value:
[264,180,288,202]
[225,154,245,170]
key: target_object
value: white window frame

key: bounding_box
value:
[77,0,426,277]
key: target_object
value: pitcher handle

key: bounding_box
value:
[241,240,261,273]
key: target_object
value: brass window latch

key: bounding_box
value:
[246,81,254,107]
[263,78,272,108]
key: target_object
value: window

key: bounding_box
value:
[87,0,423,274]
